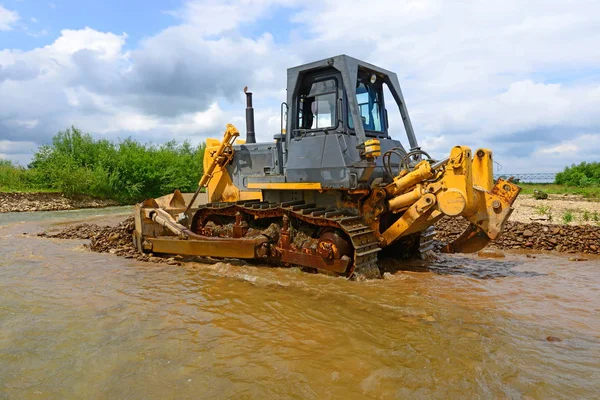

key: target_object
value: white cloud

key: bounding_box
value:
[172,0,299,35]
[538,143,579,155]
[0,5,19,31]
[0,0,600,173]
[51,27,127,59]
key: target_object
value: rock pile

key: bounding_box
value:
[435,217,600,254]
[40,223,104,240]
[1,192,118,213]
[40,216,182,265]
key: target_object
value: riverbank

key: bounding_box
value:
[0,192,119,213]
[435,217,600,255]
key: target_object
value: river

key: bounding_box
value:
[0,208,599,399]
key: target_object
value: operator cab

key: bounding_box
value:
[286,54,418,150]
[232,55,421,193]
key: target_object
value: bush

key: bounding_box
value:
[26,127,206,203]
[555,162,600,187]
[0,159,39,191]
[533,189,548,199]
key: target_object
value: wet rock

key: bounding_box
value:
[546,336,562,342]
[477,249,505,258]
[522,230,534,238]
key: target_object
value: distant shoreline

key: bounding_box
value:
[0,192,119,213]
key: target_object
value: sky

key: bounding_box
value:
[1,0,599,173]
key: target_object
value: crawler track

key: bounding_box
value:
[191,200,382,278]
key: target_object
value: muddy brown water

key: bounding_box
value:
[1,209,599,399]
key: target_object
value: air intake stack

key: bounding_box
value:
[244,86,256,144]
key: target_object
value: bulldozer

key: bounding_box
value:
[133,55,520,279]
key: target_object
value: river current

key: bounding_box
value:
[0,208,598,399]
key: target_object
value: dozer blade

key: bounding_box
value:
[441,223,491,254]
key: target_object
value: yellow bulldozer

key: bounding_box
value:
[133,55,520,279]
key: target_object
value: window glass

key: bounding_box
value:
[348,81,384,132]
[298,79,337,130]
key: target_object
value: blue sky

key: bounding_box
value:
[1,0,599,173]
[0,0,180,49]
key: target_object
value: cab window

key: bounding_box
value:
[298,79,337,130]
[348,80,384,132]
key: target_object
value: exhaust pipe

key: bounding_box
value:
[244,86,256,144]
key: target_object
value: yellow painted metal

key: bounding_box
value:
[364,139,381,158]
[439,146,478,216]
[246,182,323,190]
[148,236,267,258]
[387,185,422,212]
[472,148,493,191]
[199,124,239,188]
[386,160,434,196]
[437,189,466,216]
[382,194,437,245]
[203,129,262,203]
[379,144,521,251]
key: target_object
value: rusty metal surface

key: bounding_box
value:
[279,249,350,273]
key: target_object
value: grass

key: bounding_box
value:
[519,183,600,200]
[562,210,574,224]
[535,205,551,215]
[534,204,553,221]
[0,187,60,193]
[582,210,591,221]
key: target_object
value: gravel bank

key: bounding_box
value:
[435,217,600,255]
[1,192,118,213]
[511,194,600,225]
